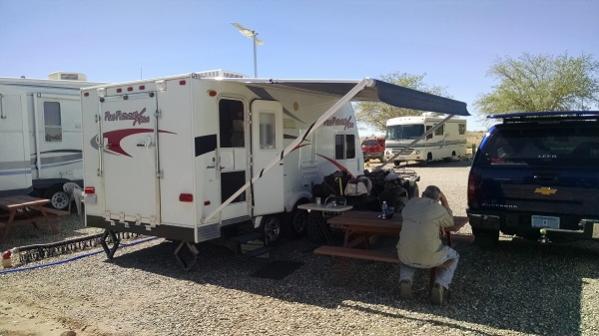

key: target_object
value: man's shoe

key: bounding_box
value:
[430,283,448,305]
[399,280,413,299]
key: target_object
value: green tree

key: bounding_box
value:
[356,72,447,131]
[476,53,599,114]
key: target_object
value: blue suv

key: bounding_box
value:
[467,111,599,246]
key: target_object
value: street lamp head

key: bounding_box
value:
[232,22,264,45]
[231,22,263,78]
[232,22,255,38]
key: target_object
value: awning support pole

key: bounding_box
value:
[204,78,374,223]
[378,114,454,169]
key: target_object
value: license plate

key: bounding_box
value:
[531,215,560,229]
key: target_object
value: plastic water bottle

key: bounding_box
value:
[381,201,388,220]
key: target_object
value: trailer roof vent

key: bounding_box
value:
[194,69,245,79]
[48,72,87,81]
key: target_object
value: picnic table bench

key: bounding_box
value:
[0,195,66,243]
[314,210,469,286]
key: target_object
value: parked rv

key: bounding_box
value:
[0,73,96,209]
[384,114,467,165]
[80,72,469,263]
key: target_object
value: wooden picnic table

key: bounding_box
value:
[0,195,60,243]
[328,210,469,248]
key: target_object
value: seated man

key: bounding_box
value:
[396,185,465,304]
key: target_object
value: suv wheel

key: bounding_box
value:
[473,228,499,248]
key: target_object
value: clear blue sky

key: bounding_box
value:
[1,0,598,132]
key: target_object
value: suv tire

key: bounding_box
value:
[473,228,499,248]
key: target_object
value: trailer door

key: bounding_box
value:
[251,100,284,215]
[0,94,32,193]
[100,93,161,225]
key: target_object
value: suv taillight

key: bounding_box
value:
[467,170,481,208]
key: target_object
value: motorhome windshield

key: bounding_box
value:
[386,124,424,140]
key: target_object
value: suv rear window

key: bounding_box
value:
[479,123,599,167]
[362,140,379,146]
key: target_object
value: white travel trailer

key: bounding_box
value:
[0,73,96,208]
[80,73,469,262]
[384,114,467,164]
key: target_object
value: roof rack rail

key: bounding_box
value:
[488,111,599,123]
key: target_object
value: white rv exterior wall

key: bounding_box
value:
[0,78,94,196]
[82,74,363,243]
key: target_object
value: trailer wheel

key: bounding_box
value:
[261,216,282,245]
[48,188,70,210]
[427,152,433,162]
[284,201,309,239]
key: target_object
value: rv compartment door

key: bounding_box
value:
[100,93,161,225]
[251,100,284,216]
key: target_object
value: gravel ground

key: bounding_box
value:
[0,213,102,252]
[2,162,599,336]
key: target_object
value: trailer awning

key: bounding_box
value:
[225,78,470,116]
[203,78,467,223]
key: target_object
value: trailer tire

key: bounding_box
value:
[284,201,309,239]
[261,216,282,246]
[47,187,70,210]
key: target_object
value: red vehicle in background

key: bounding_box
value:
[361,137,385,162]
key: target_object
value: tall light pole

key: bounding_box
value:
[232,23,263,78]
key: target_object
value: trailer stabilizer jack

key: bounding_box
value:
[174,241,199,271]
[101,229,121,259]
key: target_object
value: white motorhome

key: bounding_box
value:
[384,114,467,164]
[0,73,96,208]
[80,72,468,261]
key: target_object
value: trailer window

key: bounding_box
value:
[44,102,62,142]
[435,124,444,136]
[219,99,244,147]
[221,171,246,203]
[259,113,276,149]
[459,123,466,135]
[335,134,344,159]
[346,134,355,159]
[426,126,433,140]
[335,134,356,159]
